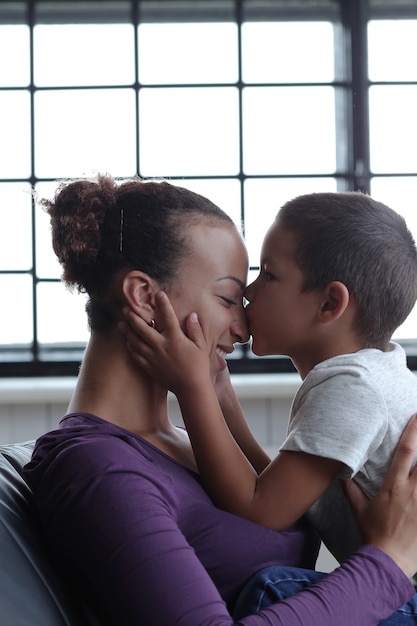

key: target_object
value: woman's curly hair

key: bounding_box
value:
[41,174,233,331]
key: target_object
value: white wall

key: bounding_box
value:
[0,374,300,448]
[0,373,337,572]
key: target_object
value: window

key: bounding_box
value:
[1,0,417,376]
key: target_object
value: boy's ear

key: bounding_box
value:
[318,281,350,323]
[122,270,156,325]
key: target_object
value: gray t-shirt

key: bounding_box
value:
[280,341,417,564]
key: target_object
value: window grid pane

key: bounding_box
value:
[1,0,416,376]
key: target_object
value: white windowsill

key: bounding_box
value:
[0,373,302,405]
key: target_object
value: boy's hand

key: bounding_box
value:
[119,291,212,395]
[213,368,234,404]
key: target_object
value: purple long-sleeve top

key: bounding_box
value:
[24,413,414,625]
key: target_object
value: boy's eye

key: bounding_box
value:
[262,269,274,281]
[261,263,275,281]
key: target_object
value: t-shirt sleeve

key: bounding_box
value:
[281,366,388,476]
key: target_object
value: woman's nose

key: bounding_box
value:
[232,308,250,344]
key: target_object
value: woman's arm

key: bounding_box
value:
[242,547,414,625]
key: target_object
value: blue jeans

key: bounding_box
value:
[233,566,417,624]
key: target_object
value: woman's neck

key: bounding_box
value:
[68,331,170,436]
[67,331,198,472]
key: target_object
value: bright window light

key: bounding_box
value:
[1,4,417,373]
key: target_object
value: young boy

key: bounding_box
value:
[123,191,417,565]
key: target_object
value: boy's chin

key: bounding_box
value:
[251,343,267,357]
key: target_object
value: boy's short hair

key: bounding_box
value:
[278,191,417,349]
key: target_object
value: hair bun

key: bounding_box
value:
[42,175,117,291]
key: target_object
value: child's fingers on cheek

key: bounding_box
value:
[119,321,140,345]
[126,334,140,350]
[126,311,144,330]
[121,307,147,330]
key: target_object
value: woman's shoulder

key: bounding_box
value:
[24,412,166,491]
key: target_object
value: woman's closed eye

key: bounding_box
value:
[220,296,239,307]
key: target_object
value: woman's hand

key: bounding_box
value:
[119,291,212,395]
[345,414,417,577]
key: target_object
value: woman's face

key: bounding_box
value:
[167,222,249,378]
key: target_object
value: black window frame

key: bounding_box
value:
[1,0,417,377]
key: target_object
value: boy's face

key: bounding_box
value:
[244,219,323,365]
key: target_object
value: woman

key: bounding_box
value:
[24,174,417,625]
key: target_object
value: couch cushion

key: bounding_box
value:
[0,440,92,625]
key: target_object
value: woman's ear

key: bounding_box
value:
[122,270,156,325]
[318,281,350,323]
